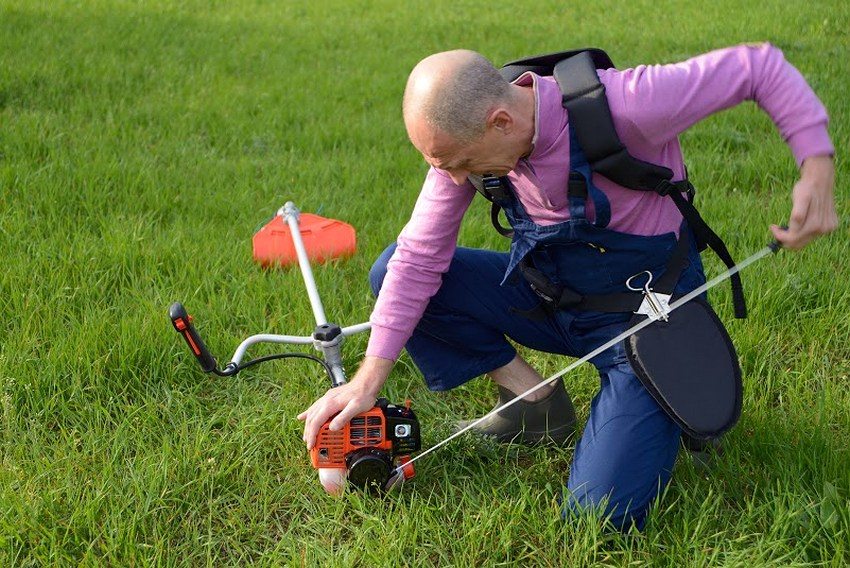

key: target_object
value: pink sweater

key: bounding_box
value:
[367,44,834,361]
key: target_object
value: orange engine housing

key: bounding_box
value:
[310,407,390,469]
[309,400,420,486]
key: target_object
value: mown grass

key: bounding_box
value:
[0,0,848,565]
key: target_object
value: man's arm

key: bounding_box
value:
[299,168,476,449]
[605,43,836,248]
[366,168,477,360]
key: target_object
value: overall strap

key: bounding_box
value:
[568,125,611,228]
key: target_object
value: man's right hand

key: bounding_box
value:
[770,154,837,250]
[297,356,394,450]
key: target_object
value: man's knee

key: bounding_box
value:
[369,243,397,297]
[564,480,660,531]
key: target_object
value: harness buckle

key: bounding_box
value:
[654,179,695,199]
[626,271,671,322]
[481,175,509,201]
[654,179,675,197]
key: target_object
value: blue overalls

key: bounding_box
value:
[370,130,707,530]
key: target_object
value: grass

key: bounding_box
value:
[0,0,848,565]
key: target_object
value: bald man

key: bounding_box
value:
[300,47,836,529]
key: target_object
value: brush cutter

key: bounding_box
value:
[169,202,420,493]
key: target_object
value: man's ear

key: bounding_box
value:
[487,108,513,133]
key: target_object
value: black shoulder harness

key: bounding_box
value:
[477,49,746,318]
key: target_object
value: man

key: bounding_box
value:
[299,45,836,529]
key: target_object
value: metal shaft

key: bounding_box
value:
[282,202,328,326]
[318,338,347,387]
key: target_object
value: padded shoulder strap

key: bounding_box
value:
[552,52,674,191]
[500,48,614,82]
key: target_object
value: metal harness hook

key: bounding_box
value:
[626,270,671,321]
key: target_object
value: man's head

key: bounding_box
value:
[403,50,535,185]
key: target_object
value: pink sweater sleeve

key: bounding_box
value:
[604,43,834,166]
[366,167,476,360]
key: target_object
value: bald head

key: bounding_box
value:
[403,50,513,145]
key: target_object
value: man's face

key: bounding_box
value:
[406,115,518,186]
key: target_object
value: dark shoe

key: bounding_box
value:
[456,380,577,446]
[683,434,723,471]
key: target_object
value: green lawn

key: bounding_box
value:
[1,0,848,565]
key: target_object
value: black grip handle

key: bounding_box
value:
[169,302,217,373]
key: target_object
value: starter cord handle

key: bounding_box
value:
[768,224,788,253]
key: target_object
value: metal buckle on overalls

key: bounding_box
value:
[626,271,671,322]
[530,285,552,303]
